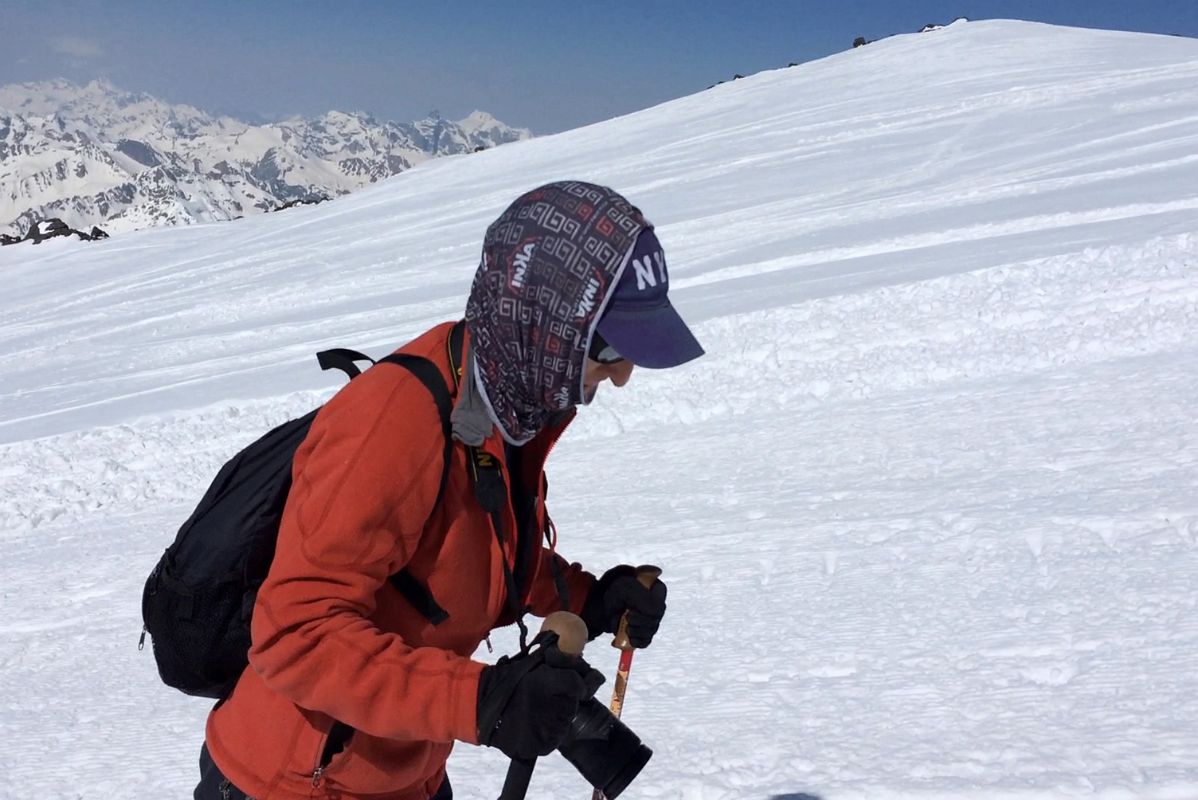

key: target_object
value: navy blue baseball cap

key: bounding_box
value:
[595,228,704,369]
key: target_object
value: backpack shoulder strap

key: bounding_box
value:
[377,352,454,507]
[317,348,376,380]
[374,322,466,626]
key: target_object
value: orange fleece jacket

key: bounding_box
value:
[204,322,595,800]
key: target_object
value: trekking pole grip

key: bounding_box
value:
[610,566,662,652]
[541,610,589,657]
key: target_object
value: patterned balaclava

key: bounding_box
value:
[465,181,648,444]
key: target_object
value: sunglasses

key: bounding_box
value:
[587,330,625,364]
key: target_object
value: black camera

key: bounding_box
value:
[492,616,654,800]
[557,696,652,799]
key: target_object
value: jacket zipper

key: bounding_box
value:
[311,726,329,788]
[312,721,354,787]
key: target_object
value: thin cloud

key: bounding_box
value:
[49,36,105,59]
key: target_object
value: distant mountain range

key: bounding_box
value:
[0,79,531,236]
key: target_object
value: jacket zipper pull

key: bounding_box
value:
[138,625,147,651]
[312,765,325,788]
[485,635,494,654]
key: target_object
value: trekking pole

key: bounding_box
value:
[590,565,662,800]
[498,611,590,800]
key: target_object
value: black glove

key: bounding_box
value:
[476,641,603,759]
[581,565,667,648]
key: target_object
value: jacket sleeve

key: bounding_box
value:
[247,368,484,745]
[525,538,597,618]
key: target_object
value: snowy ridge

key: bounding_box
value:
[2,19,1198,800]
[0,79,531,235]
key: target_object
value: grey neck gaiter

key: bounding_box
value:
[450,346,497,447]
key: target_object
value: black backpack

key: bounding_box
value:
[140,344,456,699]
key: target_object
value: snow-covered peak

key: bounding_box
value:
[457,110,500,132]
[0,77,123,115]
[0,79,531,236]
[0,78,230,135]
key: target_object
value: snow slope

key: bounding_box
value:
[2,18,1197,800]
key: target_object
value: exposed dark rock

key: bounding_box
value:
[853,36,869,48]
[116,138,162,167]
[920,18,968,33]
[37,218,71,239]
[1,217,109,246]
[269,193,331,212]
[386,154,412,173]
[708,74,746,89]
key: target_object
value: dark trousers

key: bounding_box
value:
[195,744,253,800]
[194,743,452,800]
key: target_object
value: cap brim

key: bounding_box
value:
[596,302,704,369]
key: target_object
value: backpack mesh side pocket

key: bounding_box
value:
[143,553,252,699]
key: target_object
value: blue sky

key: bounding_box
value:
[2,0,1195,132]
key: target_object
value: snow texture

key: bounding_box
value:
[1,18,1197,800]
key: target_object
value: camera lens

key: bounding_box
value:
[558,699,652,800]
